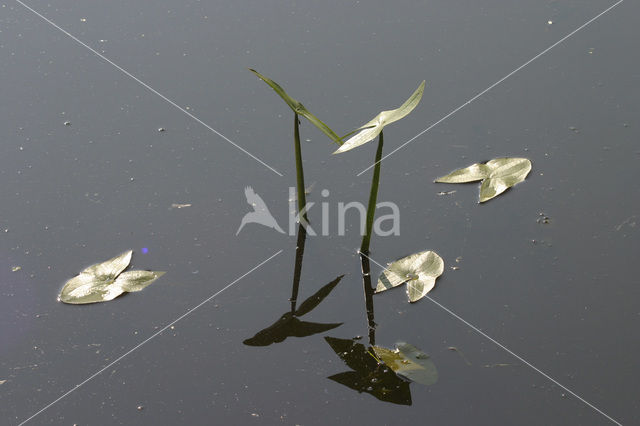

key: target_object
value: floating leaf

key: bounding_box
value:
[333,80,425,154]
[376,250,444,303]
[479,158,532,202]
[249,69,343,145]
[115,270,166,292]
[435,157,532,202]
[82,250,132,281]
[373,342,437,385]
[433,163,491,183]
[58,250,165,304]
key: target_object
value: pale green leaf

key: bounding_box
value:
[434,163,491,183]
[480,158,532,202]
[115,270,166,292]
[249,69,343,145]
[58,274,124,304]
[333,81,426,154]
[373,342,438,385]
[435,157,532,202]
[478,157,532,202]
[81,250,132,281]
[58,251,164,304]
[376,250,444,303]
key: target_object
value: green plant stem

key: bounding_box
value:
[290,223,307,313]
[360,130,384,255]
[293,113,308,223]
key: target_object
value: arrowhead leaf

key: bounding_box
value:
[333,80,425,154]
[58,250,165,304]
[249,69,343,145]
[435,157,532,202]
[376,250,444,303]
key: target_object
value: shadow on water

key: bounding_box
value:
[324,253,412,405]
[243,224,344,346]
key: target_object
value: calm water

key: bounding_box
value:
[2,0,639,424]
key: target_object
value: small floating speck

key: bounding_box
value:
[569,126,579,133]
[80,18,87,22]
[136,405,144,411]
[64,121,71,126]
[11,266,21,272]
[547,20,553,25]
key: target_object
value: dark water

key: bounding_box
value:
[2,0,638,424]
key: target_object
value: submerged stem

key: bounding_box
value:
[293,113,308,223]
[360,130,384,255]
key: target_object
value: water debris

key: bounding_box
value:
[455,256,462,263]
[64,121,71,126]
[569,126,579,133]
[157,127,165,132]
[170,203,192,209]
[547,20,553,25]
[137,405,144,411]
[450,266,460,271]
[615,215,637,231]
[288,182,316,202]
[11,266,22,272]
[437,190,457,196]
[80,18,87,22]
[447,346,471,365]
[537,212,551,224]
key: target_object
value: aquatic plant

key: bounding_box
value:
[250,69,343,224]
[333,81,425,254]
